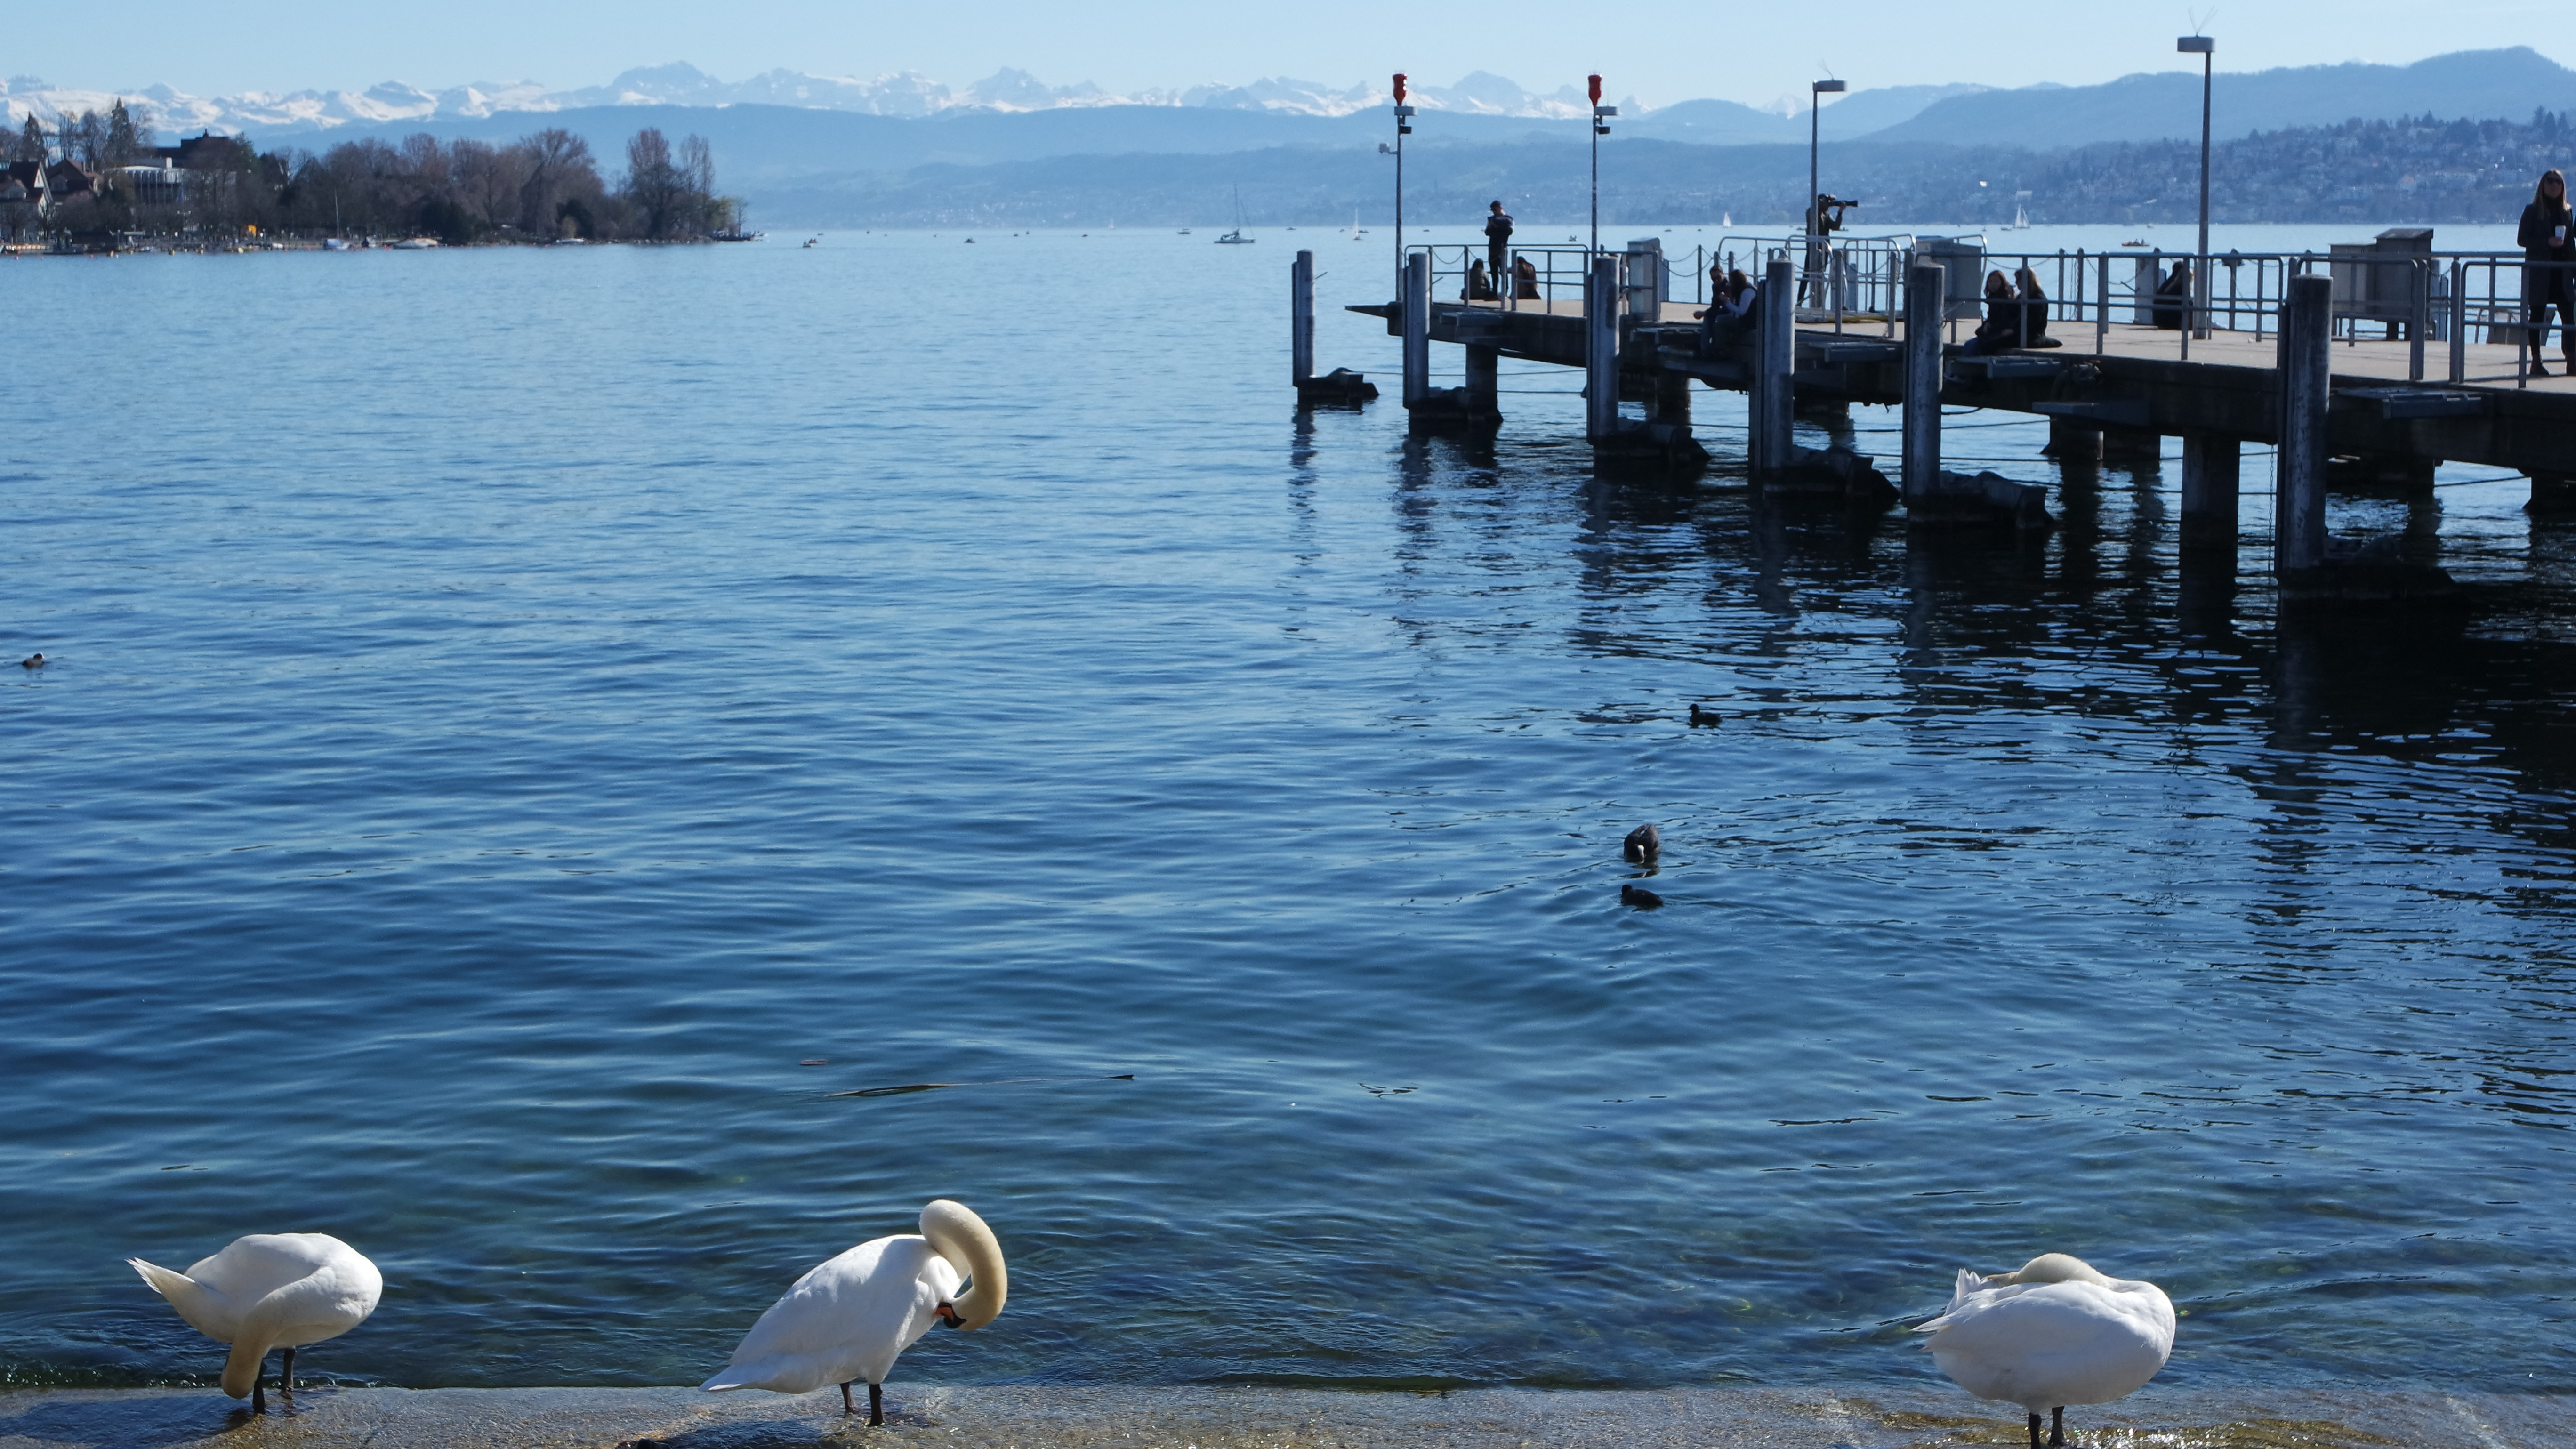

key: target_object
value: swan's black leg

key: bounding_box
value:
[2050,1406,2066,1447]
[251,1359,268,1417]
[2026,1411,2043,1449]
[869,1382,884,1426]
[281,1348,296,1403]
[840,1382,856,1416]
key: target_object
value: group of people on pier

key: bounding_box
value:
[1454,167,2576,375]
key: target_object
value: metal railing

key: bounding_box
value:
[1401,238,2576,388]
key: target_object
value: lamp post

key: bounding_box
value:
[1588,74,1614,257]
[1808,79,1844,306]
[2178,35,2213,338]
[1392,72,1413,297]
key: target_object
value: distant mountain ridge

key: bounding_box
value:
[10,47,2563,148]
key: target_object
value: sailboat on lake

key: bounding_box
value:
[1216,186,1256,244]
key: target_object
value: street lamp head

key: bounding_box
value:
[1813,79,1847,94]
[2176,36,2214,53]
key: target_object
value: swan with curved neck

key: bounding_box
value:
[702,1199,1006,1425]
[1916,1253,2175,1449]
[126,1233,382,1415]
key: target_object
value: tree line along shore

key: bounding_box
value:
[2,100,745,251]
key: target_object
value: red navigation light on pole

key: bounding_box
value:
[1391,74,1416,296]
[1586,74,1614,256]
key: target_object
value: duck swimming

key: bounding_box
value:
[1916,1253,2175,1449]
[18,653,41,668]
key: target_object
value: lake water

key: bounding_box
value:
[3,225,2571,1400]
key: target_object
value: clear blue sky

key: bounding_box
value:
[10,0,2569,107]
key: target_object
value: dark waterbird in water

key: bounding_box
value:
[1688,703,1719,726]
[1623,824,1661,863]
[19,653,42,668]
[1620,884,1664,910]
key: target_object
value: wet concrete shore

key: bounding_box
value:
[0,1384,2564,1449]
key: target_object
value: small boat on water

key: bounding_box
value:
[1178,228,1191,235]
[322,238,351,251]
[388,237,439,250]
[1216,186,1256,244]
[551,236,587,246]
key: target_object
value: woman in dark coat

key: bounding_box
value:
[1962,270,2021,356]
[2151,260,2193,330]
[2519,169,2574,376]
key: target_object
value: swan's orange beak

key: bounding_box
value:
[935,1302,963,1328]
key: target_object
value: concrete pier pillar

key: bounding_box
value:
[2181,435,2239,545]
[2041,419,2102,460]
[1402,251,1430,409]
[1649,367,1691,426]
[1465,346,1499,417]
[1292,250,1316,386]
[1902,260,1945,504]
[1587,254,1621,442]
[2277,274,2332,576]
[1754,256,1796,474]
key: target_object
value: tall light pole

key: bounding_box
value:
[1392,72,1413,297]
[1809,79,1845,306]
[2178,35,2213,338]
[1588,74,1614,256]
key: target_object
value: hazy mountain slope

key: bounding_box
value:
[1871,47,2576,147]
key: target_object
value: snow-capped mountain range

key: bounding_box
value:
[0,63,1644,137]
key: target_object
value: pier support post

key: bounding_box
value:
[2181,435,2239,546]
[1754,257,1796,474]
[2042,419,2102,461]
[1902,260,1944,503]
[1587,254,1621,443]
[1465,345,1499,417]
[1292,250,1316,386]
[1401,251,1431,409]
[1650,368,1691,427]
[2277,274,2331,577]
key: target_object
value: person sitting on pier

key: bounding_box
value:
[2518,168,2574,376]
[1693,268,1758,357]
[2151,260,2194,330]
[2014,266,2060,348]
[1465,258,1497,301]
[1961,270,2022,356]
[1512,253,1541,300]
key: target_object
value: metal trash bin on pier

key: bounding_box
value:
[2330,228,2433,338]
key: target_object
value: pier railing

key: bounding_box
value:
[1404,237,2574,388]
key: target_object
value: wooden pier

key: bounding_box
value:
[1307,245,2576,603]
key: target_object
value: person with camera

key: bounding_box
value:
[1801,194,1856,305]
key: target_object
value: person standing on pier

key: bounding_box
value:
[2519,168,2574,376]
[1485,201,1514,280]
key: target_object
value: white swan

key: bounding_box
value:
[1916,1253,2175,1449]
[702,1199,1006,1425]
[127,1232,383,1415]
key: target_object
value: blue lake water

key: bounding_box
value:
[2,225,2572,1398]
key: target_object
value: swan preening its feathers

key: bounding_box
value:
[127,1233,383,1415]
[702,1199,1007,1425]
[1917,1253,2175,1449]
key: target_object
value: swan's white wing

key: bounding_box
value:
[703,1235,960,1393]
[1924,1281,2173,1409]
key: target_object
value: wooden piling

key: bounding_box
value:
[1902,260,1944,503]
[1754,257,1795,474]
[1587,254,1621,443]
[1403,251,1430,409]
[2277,274,2331,576]
[1291,250,1316,385]
[2181,435,2239,544]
